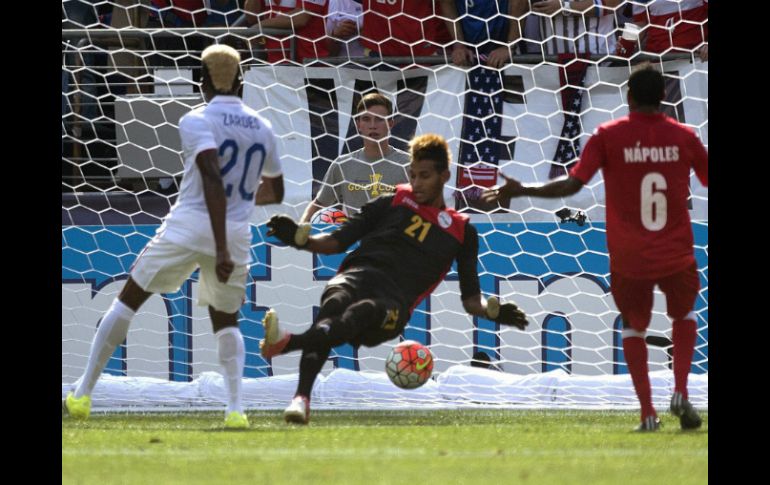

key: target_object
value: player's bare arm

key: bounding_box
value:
[252,8,312,30]
[254,174,285,205]
[196,148,234,283]
[482,173,584,204]
[439,0,472,66]
[485,0,527,68]
[299,200,324,223]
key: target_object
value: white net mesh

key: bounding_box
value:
[62,1,708,410]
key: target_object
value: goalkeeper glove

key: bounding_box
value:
[485,296,528,330]
[266,214,310,248]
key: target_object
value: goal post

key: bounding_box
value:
[62,4,708,411]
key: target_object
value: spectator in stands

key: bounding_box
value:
[109,0,152,94]
[150,0,244,27]
[147,1,215,70]
[300,92,409,222]
[62,0,126,185]
[525,0,624,178]
[244,0,330,64]
[440,0,527,68]
[529,0,623,58]
[62,0,107,124]
[620,0,707,61]
[359,0,451,61]
[150,0,207,26]
[205,0,244,26]
[326,0,365,59]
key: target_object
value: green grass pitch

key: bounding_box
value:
[63,410,707,485]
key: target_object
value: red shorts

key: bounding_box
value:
[611,264,700,332]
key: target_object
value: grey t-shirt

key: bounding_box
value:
[315,147,410,212]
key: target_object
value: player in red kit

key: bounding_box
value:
[483,65,708,432]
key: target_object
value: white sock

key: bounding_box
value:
[74,299,134,398]
[216,326,245,414]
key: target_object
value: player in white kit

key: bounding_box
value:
[64,44,284,428]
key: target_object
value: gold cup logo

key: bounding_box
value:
[369,173,383,197]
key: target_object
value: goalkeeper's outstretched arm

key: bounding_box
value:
[456,223,528,330]
[482,173,584,204]
[266,214,343,254]
[267,197,390,255]
[462,293,490,319]
[463,294,529,330]
[254,174,284,205]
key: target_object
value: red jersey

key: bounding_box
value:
[633,0,708,53]
[360,0,451,57]
[262,0,329,63]
[570,112,708,279]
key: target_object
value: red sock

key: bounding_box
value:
[672,319,697,400]
[623,336,656,419]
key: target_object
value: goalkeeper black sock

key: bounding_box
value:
[296,346,332,398]
[286,318,345,353]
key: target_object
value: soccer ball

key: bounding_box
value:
[311,208,348,224]
[385,340,433,389]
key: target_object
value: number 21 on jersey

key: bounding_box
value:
[404,214,431,242]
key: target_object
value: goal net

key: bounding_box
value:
[61,1,708,411]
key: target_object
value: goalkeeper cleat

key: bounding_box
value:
[634,415,660,432]
[670,392,702,430]
[283,395,310,425]
[65,392,91,420]
[224,411,250,429]
[259,309,290,359]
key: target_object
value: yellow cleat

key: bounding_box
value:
[65,392,91,420]
[224,411,249,429]
[259,309,290,358]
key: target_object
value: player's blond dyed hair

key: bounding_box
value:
[409,134,451,172]
[201,44,241,92]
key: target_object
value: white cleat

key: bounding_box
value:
[283,395,310,425]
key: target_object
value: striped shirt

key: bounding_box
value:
[537,8,617,56]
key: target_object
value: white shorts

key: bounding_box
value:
[130,236,248,314]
